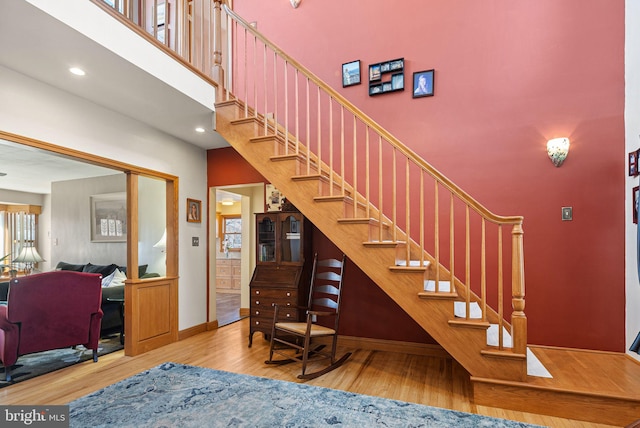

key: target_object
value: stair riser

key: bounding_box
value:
[472,379,640,426]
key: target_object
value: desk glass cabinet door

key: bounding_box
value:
[257,215,276,263]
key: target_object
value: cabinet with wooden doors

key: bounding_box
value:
[248,211,312,347]
[216,258,240,292]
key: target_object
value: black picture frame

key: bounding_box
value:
[413,69,435,98]
[634,186,639,224]
[368,58,404,96]
[630,150,639,177]
[342,60,361,87]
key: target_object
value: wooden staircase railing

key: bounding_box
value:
[92,0,528,379]
[217,2,527,358]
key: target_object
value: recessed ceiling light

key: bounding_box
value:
[69,67,86,76]
[195,127,205,133]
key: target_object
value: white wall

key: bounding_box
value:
[0,65,208,331]
[626,0,640,361]
[51,174,126,267]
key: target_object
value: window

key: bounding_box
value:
[0,206,41,276]
[220,215,241,253]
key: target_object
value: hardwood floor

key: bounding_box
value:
[216,291,244,326]
[0,319,620,427]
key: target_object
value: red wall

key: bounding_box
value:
[224,1,626,351]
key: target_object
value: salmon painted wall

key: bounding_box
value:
[229,1,626,351]
[207,148,435,343]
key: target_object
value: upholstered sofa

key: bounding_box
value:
[55,262,159,337]
[0,271,103,381]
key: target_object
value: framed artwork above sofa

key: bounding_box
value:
[90,192,127,242]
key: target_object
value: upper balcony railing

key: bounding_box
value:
[92,0,526,356]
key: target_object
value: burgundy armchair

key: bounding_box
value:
[0,271,103,382]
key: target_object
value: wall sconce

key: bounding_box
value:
[290,0,301,8]
[546,137,570,167]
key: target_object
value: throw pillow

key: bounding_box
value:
[83,263,119,277]
[101,270,116,288]
[138,264,148,277]
[56,261,86,272]
[110,268,127,287]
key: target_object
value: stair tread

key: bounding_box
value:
[419,291,459,300]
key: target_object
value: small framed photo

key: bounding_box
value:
[369,84,383,96]
[266,184,283,212]
[630,150,639,177]
[391,73,404,90]
[389,58,404,70]
[413,69,435,98]
[369,64,381,82]
[342,60,361,87]
[187,198,202,223]
[634,186,639,224]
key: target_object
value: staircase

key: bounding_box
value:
[214,98,528,382]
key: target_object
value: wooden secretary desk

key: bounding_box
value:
[248,211,312,347]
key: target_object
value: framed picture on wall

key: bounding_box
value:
[342,60,361,87]
[369,64,381,82]
[187,198,202,223]
[634,186,639,224]
[630,150,639,177]
[90,192,127,242]
[413,69,435,98]
[266,184,283,212]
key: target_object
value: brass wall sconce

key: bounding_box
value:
[547,137,570,167]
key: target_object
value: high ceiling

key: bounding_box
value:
[0,0,230,195]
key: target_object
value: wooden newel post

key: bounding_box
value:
[212,0,225,100]
[511,222,527,356]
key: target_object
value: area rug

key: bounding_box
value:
[69,362,543,427]
[0,334,123,387]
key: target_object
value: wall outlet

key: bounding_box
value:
[192,237,199,246]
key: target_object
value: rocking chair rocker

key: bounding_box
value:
[266,253,351,380]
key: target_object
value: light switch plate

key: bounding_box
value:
[192,237,199,246]
[561,207,572,221]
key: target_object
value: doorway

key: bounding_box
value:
[211,184,263,328]
[215,189,242,326]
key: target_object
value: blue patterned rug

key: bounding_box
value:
[69,362,543,427]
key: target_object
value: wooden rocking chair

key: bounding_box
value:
[266,254,351,380]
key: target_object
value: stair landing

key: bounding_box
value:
[472,346,640,426]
